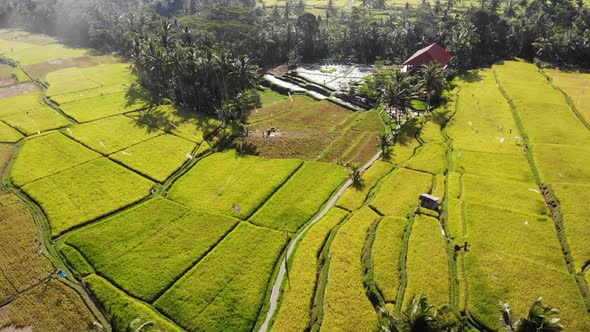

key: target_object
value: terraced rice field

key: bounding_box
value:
[245,94,384,164]
[448,65,590,330]
[2,31,590,332]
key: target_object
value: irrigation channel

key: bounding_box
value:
[259,150,383,332]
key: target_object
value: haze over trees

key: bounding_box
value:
[1,0,589,115]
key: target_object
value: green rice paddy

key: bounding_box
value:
[2,31,590,332]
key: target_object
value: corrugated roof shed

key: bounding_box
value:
[403,43,452,68]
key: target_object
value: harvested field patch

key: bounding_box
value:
[337,160,394,211]
[68,198,237,302]
[22,158,153,237]
[321,207,379,331]
[404,215,449,307]
[250,161,346,232]
[168,150,301,219]
[370,168,432,217]
[248,95,317,124]
[63,115,162,154]
[84,274,181,332]
[11,133,100,186]
[155,222,285,332]
[318,109,385,165]
[372,216,407,303]
[0,83,40,99]
[0,202,53,296]
[0,65,12,81]
[0,280,94,331]
[272,207,348,332]
[110,134,196,182]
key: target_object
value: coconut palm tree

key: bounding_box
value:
[383,69,418,124]
[381,295,462,332]
[419,62,447,112]
[500,297,564,332]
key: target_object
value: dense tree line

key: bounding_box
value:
[1,0,589,115]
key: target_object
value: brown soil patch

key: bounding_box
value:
[0,83,41,99]
[0,325,33,332]
[269,64,289,77]
[0,78,16,88]
[243,130,338,160]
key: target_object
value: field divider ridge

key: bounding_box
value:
[1,141,111,330]
[150,220,242,304]
[258,150,383,332]
[493,67,590,312]
[539,69,590,132]
[393,211,416,315]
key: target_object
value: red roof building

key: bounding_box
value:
[403,43,452,69]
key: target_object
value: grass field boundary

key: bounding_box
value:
[439,94,461,311]
[245,160,305,225]
[309,214,352,332]
[252,233,290,332]
[394,211,416,314]
[82,274,185,332]
[260,152,382,332]
[362,218,387,316]
[1,142,111,330]
[0,119,27,138]
[494,67,590,315]
[492,68,541,184]
[57,242,96,277]
[151,220,242,304]
[539,69,590,132]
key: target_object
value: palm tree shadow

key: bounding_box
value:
[125,82,155,108]
[395,117,422,146]
[132,106,177,133]
[461,71,484,83]
[351,178,365,190]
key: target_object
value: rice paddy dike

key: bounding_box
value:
[0,29,589,331]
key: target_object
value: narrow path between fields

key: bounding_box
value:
[259,150,382,332]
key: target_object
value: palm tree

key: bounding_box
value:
[419,62,447,113]
[384,69,418,124]
[500,297,564,332]
[349,164,362,184]
[381,295,462,332]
